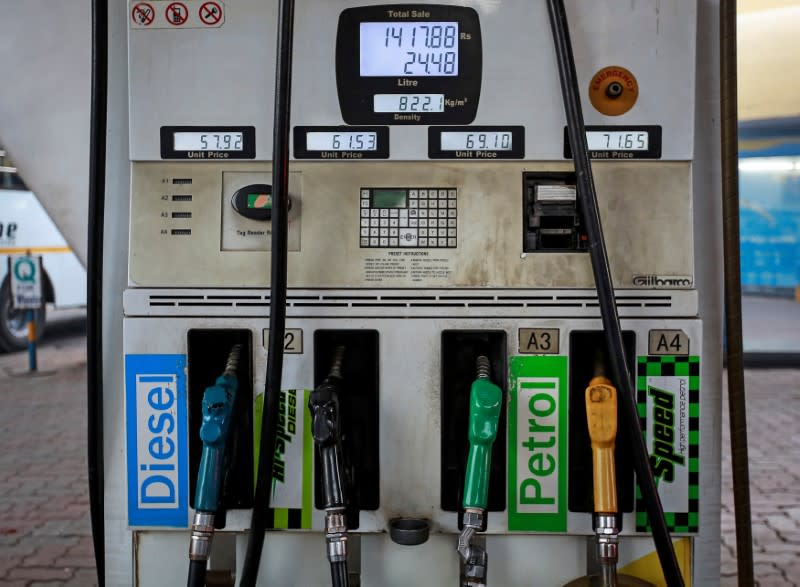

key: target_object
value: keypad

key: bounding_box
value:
[360,188,457,249]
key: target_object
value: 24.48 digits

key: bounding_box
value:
[383,24,458,75]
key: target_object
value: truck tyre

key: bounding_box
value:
[0,278,46,353]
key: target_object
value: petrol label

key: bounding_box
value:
[636,356,700,533]
[508,356,568,532]
[125,354,188,527]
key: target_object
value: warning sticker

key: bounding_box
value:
[199,1,223,25]
[165,2,188,26]
[635,356,700,534]
[130,0,225,29]
[131,2,156,26]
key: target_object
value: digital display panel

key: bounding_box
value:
[372,190,407,208]
[440,131,513,151]
[360,22,459,77]
[586,130,649,151]
[173,132,243,151]
[374,94,445,113]
[306,131,378,151]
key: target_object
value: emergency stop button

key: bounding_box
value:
[231,183,291,221]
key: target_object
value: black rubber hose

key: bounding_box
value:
[187,560,207,587]
[87,0,108,583]
[239,0,295,584]
[331,560,349,587]
[720,2,754,585]
[544,2,684,585]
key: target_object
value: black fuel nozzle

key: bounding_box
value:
[310,346,347,509]
[309,346,349,587]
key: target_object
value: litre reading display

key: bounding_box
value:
[360,22,459,77]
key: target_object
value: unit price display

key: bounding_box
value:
[441,131,513,151]
[174,132,243,151]
[586,130,648,151]
[161,126,255,159]
[374,94,444,113]
[306,131,377,151]
[563,126,661,160]
[294,126,389,159]
[360,22,459,77]
[429,126,525,159]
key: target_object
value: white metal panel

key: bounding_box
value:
[104,1,135,584]
[128,0,697,160]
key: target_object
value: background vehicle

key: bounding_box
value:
[0,148,86,352]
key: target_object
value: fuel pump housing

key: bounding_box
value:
[104,1,723,585]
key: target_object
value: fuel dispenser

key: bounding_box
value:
[103,1,724,584]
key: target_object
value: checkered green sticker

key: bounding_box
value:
[635,356,700,533]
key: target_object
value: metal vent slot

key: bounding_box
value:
[143,291,676,313]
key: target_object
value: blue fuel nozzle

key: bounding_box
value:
[194,346,240,513]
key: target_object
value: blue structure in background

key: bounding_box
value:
[739,117,800,295]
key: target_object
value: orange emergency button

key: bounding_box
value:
[588,65,639,116]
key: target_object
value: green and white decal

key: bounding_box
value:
[508,356,568,532]
[635,356,700,533]
[254,389,314,530]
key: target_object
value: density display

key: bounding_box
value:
[294,126,389,159]
[336,5,482,125]
[429,126,525,159]
[374,94,444,113]
[160,126,255,159]
[564,126,662,159]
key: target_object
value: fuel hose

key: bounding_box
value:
[239,0,296,584]
[720,1,754,584]
[545,1,684,585]
[88,0,108,582]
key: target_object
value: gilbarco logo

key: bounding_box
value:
[632,274,693,288]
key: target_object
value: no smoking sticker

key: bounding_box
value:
[130,0,225,28]
[131,2,155,26]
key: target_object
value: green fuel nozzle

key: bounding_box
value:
[189,345,241,578]
[457,356,503,587]
[462,357,503,511]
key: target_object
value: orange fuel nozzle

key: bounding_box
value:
[585,376,618,515]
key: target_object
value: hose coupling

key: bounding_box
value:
[189,511,215,561]
[457,508,488,587]
[325,508,348,563]
[594,513,620,566]
[223,344,242,377]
